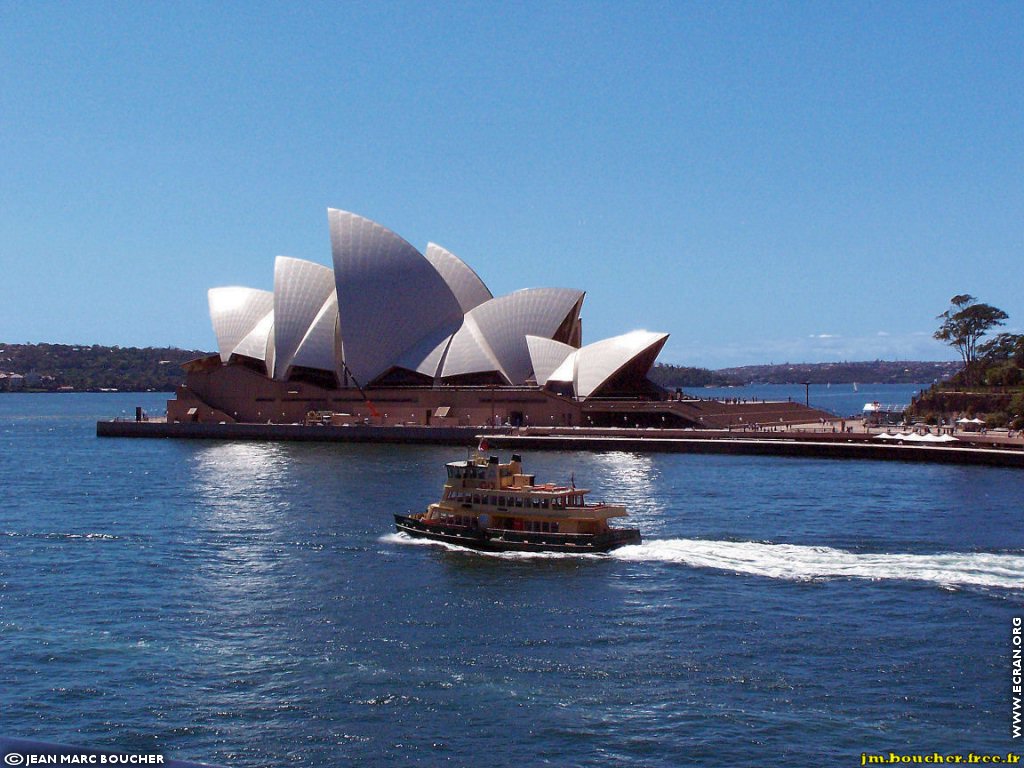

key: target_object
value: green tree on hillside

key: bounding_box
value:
[934,295,1008,385]
[980,333,1024,367]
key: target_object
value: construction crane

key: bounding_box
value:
[340,361,381,420]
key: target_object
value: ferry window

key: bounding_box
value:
[541,500,549,509]
[552,522,559,533]
[515,498,523,507]
[490,496,497,506]
[472,495,479,504]
[542,522,550,533]
[532,500,540,508]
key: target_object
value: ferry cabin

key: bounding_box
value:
[421,454,628,536]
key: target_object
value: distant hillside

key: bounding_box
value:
[0,343,211,392]
[650,360,960,389]
[2,343,962,393]
[647,364,737,388]
[713,360,961,385]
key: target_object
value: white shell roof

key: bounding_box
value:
[290,292,340,375]
[525,336,576,386]
[392,327,456,380]
[208,287,274,363]
[437,314,505,381]
[548,330,669,400]
[231,310,275,368]
[328,209,464,384]
[272,256,337,380]
[424,243,492,314]
[441,288,584,384]
[205,211,667,393]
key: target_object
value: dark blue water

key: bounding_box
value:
[2,394,1023,766]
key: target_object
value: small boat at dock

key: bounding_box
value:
[394,450,641,553]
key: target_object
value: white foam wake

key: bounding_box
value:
[611,539,1024,589]
[380,532,601,559]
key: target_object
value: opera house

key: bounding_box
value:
[168,208,678,427]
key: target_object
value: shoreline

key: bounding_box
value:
[96,420,1024,468]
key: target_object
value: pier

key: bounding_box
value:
[97,419,1024,468]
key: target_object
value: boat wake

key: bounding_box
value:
[380,532,601,559]
[611,539,1024,590]
[2,531,119,541]
[383,532,1024,589]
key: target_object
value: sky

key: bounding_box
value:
[1,1,1021,369]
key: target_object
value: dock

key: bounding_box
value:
[96,420,506,445]
[97,419,1024,468]
[480,429,1024,468]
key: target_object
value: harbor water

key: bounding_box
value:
[692,382,925,418]
[2,392,1023,766]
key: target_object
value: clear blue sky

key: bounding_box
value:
[2,1,1021,368]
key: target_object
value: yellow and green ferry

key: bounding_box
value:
[394,450,641,553]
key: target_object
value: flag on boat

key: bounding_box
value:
[478,438,489,452]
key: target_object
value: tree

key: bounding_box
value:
[985,362,1023,387]
[979,332,1024,367]
[934,295,1008,385]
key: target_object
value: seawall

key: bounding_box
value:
[96,420,1024,468]
[96,420,507,445]
[482,432,1024,468]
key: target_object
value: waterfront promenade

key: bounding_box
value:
[97,415,1024,468]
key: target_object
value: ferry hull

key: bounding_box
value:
[394,514,640,554]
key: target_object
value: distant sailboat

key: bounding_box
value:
[853,382,859,392]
